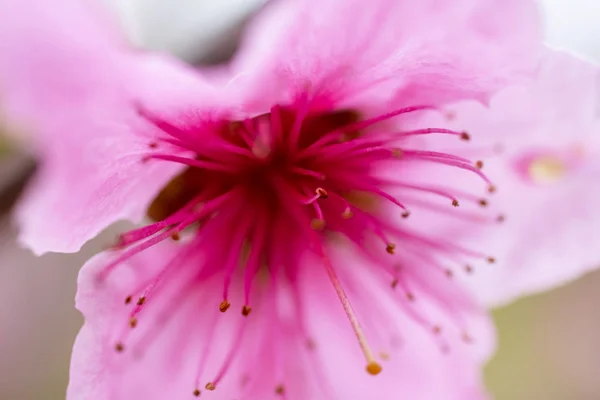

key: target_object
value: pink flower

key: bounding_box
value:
[0,0,543,398]
[420,49,600,307]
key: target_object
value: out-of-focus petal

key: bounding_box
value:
[230,0,542,108]
[422,49,600,306]
[0,0,230,254]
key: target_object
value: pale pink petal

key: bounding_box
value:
[68,236,493,399]
[230,0,541,109]
[300,247,494,400]
[0,0,229,254]
[419,49,600,306]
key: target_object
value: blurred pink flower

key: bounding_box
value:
[423,50,600,307]
[0,0,544,398]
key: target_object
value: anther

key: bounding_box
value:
[311,219,326,231]
[241,305,252,317]
[451,199,459,207]
[401,210,410,219]
[129,317,138,328]
[171,232,181,241]
[487,256,496,264]
[487,185,497,194]
[366,361,383,376]
[205,383,216,391]
[219,300,231,313]
[392,148,404,158]
[124,295,132,305]
[115,342,125,352]
[342,208,354,219]
[460,131,470,141]
[497,214,505,223]
[475,160,484,169]
[193,389,201,397]
[432,325,442,335]
[275,385,286,396]
[390,278,399,289]
[137,296,146,306]
[478,199,488,207]
[445,269,453,278]
[315,188,328,199]
[406,292,415,302]
[148,142,158,149]
[386,243,396,255]
[464,265,473,274]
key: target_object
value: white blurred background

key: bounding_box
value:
[0,0,599,398]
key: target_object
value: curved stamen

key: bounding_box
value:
[143,154,241,173]
[302,105,437,153]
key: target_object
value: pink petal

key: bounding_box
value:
[0,0,224,254]
[231,0,542,109]
[421,49,600,307]
[68,239,494,399]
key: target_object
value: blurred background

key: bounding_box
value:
[0,0,599,398]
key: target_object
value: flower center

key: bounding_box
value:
[146,109,361,224]
[101,98,497,395]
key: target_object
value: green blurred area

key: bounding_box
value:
[0,135,11,157]
[486,270,600,400]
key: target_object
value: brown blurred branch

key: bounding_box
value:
[0,152,36,215]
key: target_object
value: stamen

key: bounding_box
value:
[392,127,470,140]
[300,105,436,154]
[320,253,382,375]
[207,318,249,389]
[315,187,328,199]
[193,308,220,392]
[311,219,326,231]
[241,305,252,317]
[219,300,231,313]
[290,166,326,180]
[275,384,286,396]
[287,92,310,150]
[242,220,266,311]
[101,190,241,280]
[270,105,284,146]
[222,219,252,304]
[142,154,240,173]
[377,179,460,206]
[342,208,354,219]
[386,243,396,255]
[230,120,254,148]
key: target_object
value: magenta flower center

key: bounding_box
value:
[100,96,497,395]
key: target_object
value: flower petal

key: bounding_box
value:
[300,247,494,400]
[69,237,494,399]
[422,49,600,307]
[0,0,226,254]
[231,0,542,108]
